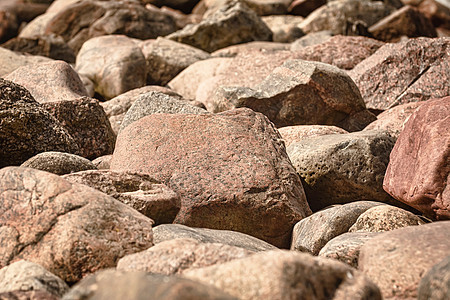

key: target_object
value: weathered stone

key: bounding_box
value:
[91,154,112,170]
[288,0,327,17]
[0,290,58,300]
[261,15,304,43]
[348,205,426,233]
[359,221,450,299]
[287,130,400,211]
[290,30,333,50]
[21,151,96,175]
[291,201,383,255]
[119,91,208,132]
[211,40,289,57]
[0,47,52,77]
[41,97,116,160]
[418,255,450,300]
[111,108,311,248]
[0,261,68,297]
[167,0,272,52]
[200,0,291,16]
[63,170,180,225]
[142,37,211,86]
[75,35,146,100]
[0,79,78,168]
[318,232,380,268]
[349,37,450,110]
[383,96,450,220]
[153,224,277,252]
[278,125,348,149]
[183,250,382,300]
[117,238,254,275]
[0,167,154,284]
[5,60,89,103]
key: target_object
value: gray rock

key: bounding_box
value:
[261,15,304,43]
[21,151,96,175]
[290,30,333,50]
[91,154,112,170]
[418,255,450,300]
[0,290,58,300]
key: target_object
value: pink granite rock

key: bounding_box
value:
[278,125,348,149]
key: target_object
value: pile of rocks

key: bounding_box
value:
[0,0,449,299]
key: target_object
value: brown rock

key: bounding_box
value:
[415,0,450,30]
[383,96,450,220]
[359,221,450,299]
[0,290,58,300]
[278,125,348,149]
[117,238,254,275]
[183,250,382,300]
[21,151,96,175]
[0,167,154,284]
[288,0,327,17]
[418,255,450,300]
[290,30,333,49]
[261,15,305,43]
[111,108,312,248]
[147,0,202,14]
[0,47,52,77]
[63,170,180,225]
[200,0,291,16]
[0,9,18,44]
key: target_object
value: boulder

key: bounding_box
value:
[75,35,146,100]
[383,96,450,220]
[418,255,450,300]
[21,151,96,175]
[0,47,52,77]
[278,125,348,149]
[0,167,154,284]
[63,170,181,225]
[111,108,311,248]
[359,221,450,299]
[261,15,305,43]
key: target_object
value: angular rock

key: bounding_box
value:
[383,96,450,220]
[319,232,380,268]
[63,170,180,225]
[0,260,68,297]
[0,167,154,284]
[142,37,211,86]
[153,224,277,252]
[75,35,146,100]
[62,269,237,300]
[278,125,348,149]
[5,60,89,103]
[287,130,400,211]
[183,250,382,300]
[288,0,327,17]
[0,290,58,300]
[211,59,376,131]
[0,47,52,77]
[261,15,304,43]
[291,201,383,255]
[119,91,208,132]
[348,205,426,233]
[41,97,116,160]
[0,79,78,168]
[167,0,272,52]
[359,221,450,299]
[21,151,96,175]
[117,238,254,275]
[292,35,385,70]
[348,37,450,110]
[369,5,437,42]
[418,255,450,300]
[111,108,311,248]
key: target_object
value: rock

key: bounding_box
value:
[412,0,450,30]
[142,37,211,86]
[21,151,96,175]
[287,130,400,211]
[117,238,255,275]
[111,108,311,248]
[153,224,277,252]
[0,260,68,297]
[0,78,78,168]
[359,221,450,299]
[383,96,450,220]
[0,8,19,44]
[43,0,178,53]
[101,86,182,134]
[0,167,154,284]
[369,5,437,42]
[348,37,450,110]
[75,35,146,100]
[211,40,289,57]
[211,59,376,131]
[0,47,52,77]
[261,15,305,43]
[291,201,383,255]
[119,91,208,132]
[200,0,291,16]
[290,30,333,49]
[348,204,426,233]
[4,60,89,103]
[363,101,423,139]
[288,0,327,17]
[167,0,272,52]
[183,250,382,300]
[148,0,202,14]
[91,155,112,170]
[63,170,180,225]
[0,290,59,300]
[292,35,385,70]
[299,0,394,36]
[62,269,237,300]
[278,125,348,149]
[41,97,116,160]
[418,255,450,300]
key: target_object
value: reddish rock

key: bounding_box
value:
[359,221,450,299]
[278,125,348,149]
[349,37,450,110]
[288,0,327,17]
[0,167,154,284]
[383,96,450,220]
[111,108,312,248]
